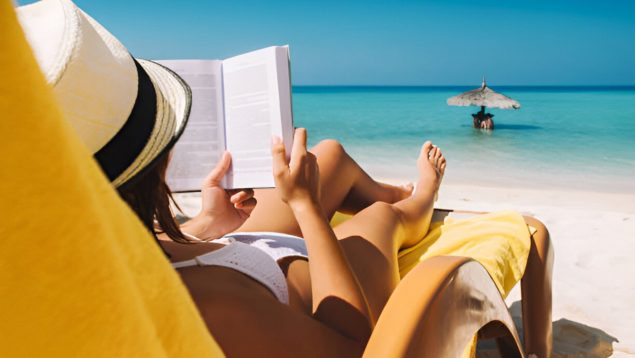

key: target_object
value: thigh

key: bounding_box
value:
[332,202,404,320]
[235,188,303,236]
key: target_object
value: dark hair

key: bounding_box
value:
[117,153,189,245]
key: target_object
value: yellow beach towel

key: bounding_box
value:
[332,210,531,298]
[0,2,223,357]
[398,210,531,297]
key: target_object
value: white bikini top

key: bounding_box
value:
[171,232,308,305]
[224,232,308,261]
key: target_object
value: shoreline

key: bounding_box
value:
[335,143,635,197]
[370,168,635,195]
[437,182,635,214]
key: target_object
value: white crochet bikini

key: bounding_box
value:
[171,232,308,305]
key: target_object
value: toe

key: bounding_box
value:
[421,141,433,157]
[429,146,438,162]
[430,147,442,167]
[434,147,442,161]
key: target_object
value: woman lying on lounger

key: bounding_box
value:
[18,1,553,356]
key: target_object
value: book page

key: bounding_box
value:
[156,60,225,192]
[222,46,293,189]
[274,46,295,163]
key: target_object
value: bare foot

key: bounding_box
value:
[416,141,446,197]
[340,177,414,214]
[378,182,415,203]
[391,141,447,247]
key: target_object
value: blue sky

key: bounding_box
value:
[18,0,635,85]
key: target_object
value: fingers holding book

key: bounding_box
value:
[228,188,256,212]
[204,151,232,187]
[271,128,321,210]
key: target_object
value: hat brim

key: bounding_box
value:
[79,9,191,189]
[112,60,191,189]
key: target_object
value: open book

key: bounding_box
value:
[158,46,294,192]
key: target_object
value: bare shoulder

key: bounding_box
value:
[177,266,363,358]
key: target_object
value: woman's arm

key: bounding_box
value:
[272,129,373,342]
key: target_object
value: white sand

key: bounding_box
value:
[174,183,635,356]
[435,183,635,357]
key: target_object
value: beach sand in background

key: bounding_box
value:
[175,182,634,357]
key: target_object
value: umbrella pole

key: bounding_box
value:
[480,106,485,115]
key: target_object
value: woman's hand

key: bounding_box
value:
[183,152,256,240]
[271,128,320,211]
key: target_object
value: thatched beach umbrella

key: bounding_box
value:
[447,79,520,129]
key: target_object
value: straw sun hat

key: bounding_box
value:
[17,0,191,188]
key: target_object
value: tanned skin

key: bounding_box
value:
[163,128,552,358]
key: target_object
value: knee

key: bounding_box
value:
[366,202,401,222]
[523,216,553,262]
[313,139,347,160]
[523,216,548,236]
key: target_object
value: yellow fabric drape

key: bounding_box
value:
[0,2,224,356]
[332,210,531,298]
[398,210,531,297]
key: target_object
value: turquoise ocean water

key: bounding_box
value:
[292,86,635,193]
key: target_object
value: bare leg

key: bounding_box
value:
[331,141,445,320]
[237,139,413,236]
[521,216,554,358]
